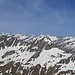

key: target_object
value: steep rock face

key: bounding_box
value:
[0,33,75,75]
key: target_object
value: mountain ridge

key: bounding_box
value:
[0,33,75,75]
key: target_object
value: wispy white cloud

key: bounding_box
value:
[0,0,75,36]
[15,0,45,17]
[16,0,27,17]
[0,0,8,15]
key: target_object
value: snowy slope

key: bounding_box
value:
[0,33,75,75]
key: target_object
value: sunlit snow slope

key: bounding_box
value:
[0,33,75,75]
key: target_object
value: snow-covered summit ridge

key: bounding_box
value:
[0,33,75,75]
[0,33,75,52]
[14,33,58,41]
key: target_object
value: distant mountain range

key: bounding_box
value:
[0,33,75,75]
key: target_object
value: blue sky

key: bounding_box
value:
[0,0,75,36]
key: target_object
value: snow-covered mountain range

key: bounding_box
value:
[0,33,75,75]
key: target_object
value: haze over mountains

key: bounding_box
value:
[0,33,75,75]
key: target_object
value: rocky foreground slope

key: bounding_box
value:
[0,33,75,75]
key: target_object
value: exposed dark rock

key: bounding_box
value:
[2,51,15,58]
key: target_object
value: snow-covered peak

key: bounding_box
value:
[0,33,75,75]
[46,34,58,41]
[15,33,27,40]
